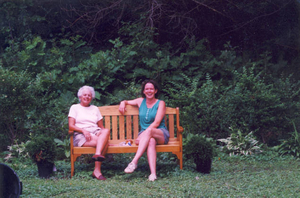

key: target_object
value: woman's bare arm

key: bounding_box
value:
[68,117,92,140]
[119,98,143,114]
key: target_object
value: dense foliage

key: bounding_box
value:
[0,0,299,157]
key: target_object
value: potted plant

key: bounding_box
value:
[26,135,57,178]
[183,133,216,174]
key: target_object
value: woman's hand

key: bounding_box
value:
[135,137,140,145]
[119,101,126,114]
[118,98,143,114]
[82,130,92,142]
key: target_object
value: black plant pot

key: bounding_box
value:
[195,158,212,174]
[36,161,54,178]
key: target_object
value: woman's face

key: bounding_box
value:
[80,89,92,107]
[143,83,157,99]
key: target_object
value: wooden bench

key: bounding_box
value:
[69,105,184,177]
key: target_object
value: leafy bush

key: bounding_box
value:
[0,34,89,145]
[275,122,300,158]
[25,134,57,164]
[54,138,70,159]
[0,67,36,146]
[3,140,30,163]
[167,73,232,139]
[183,133,216,173]
[224,68,300,145]
[217,127,263,156]
[167,65,300,146]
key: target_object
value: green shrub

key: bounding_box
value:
[224,68,300,145]
[54,138,70,159]
[3,140,30,164]
[0,67,35,146]
[166,72,235,139]
[25,134,57,164]
[275,122,300,158]
[183,133,216,173]
[217,127,263,156]
[167,65,300,146]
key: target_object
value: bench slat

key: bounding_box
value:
[133,115,139,138]
[168,115,175,138]
[126,115,132,139]
[112,115,118,140]
[119,115,125,140]
[105,116,111,136]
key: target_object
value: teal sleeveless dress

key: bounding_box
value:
[139,98,169,144]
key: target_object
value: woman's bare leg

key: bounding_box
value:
[83,128,110,155]
[95,129,110,155]
[147,138,157,175]
[82,129,109,177]
[131,128,164,165]
[93,161,102,175]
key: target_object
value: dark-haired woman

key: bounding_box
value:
[119,80,170,181]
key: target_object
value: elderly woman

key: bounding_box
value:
[119,79,170,181]
[68,85,110,180]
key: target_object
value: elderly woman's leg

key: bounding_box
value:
[92,161,106,180]
[82,129,109,180]
[95,128,110,155]
[92,142,108,180]
[83,129,109,161]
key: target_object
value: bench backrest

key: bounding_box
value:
[98,105,180,141]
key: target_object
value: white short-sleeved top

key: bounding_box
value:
[68,104,103,129]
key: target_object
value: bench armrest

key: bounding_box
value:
[177,126,184,134]
[69,130,74,135]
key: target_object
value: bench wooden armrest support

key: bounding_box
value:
[69,105,184,177]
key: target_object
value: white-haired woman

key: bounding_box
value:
[68,85,110,180]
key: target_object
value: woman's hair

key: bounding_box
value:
[141,79,160,98]
[77,85,95,100]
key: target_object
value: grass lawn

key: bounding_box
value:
[4,152,300,197]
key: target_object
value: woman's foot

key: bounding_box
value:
[148,174,157,181]
[92,154,105,161]
[124,162,137,173]
[92,172,106,180]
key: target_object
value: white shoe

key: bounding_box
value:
[124,162,137,173]
[148,174,157,181]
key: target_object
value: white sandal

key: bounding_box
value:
[124,162,137,173]
[148,174,157,181]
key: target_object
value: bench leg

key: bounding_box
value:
[179,152,183,170]
[173,152,183,170]
[71,154,81,178]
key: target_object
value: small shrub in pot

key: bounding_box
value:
[183,133,215,173]
[25,134,57,178]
